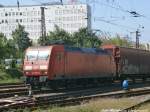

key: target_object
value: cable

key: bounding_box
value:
[95,1,128,13]
[94,17,136,30]
[95,0,147,19]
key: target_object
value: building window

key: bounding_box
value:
[74,10,78,14]
[1,20,4,23]
[27,12,30,16]
[5,19,8,23]
[59,10,62,15]
[12,12,15,16]
[23,19,25,22]
[9,26,12,30]
[55,10,58,15]
[63,17,66,21]
[27,18,29,22]
[9,12,11,16]
[5,13,8,16]
[74,16,77,21]
[23,12,26,16]
[16,12,18,16]
[34,11,37,16]
[20,12,22,16]
[38,11,40,16]
[63,10,67,14]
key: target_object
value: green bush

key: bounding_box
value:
[0,69,23,83]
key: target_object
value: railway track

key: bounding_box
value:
[0,82,25,86]
[0,80,149,98]
[0,86,150,111]
[120,95,150,112]
[0,84,27,89]
[34,86,150,107]
[0,83,30,98]
[0,81,149,111]
[0,83,59,98]
[0,82,129,99]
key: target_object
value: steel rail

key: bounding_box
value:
[0,86,150,111]
[120,97,150,112]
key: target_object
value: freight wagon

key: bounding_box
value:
[103,45,150,80]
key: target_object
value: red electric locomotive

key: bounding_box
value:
[23,45,115,87]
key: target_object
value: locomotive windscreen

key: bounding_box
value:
[25,48,51,61]
[38,51,50,60]
[26,50,38,61]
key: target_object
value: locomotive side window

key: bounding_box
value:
[38,50,50,60]
[26,51,38,61]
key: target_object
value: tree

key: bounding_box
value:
[38,26,102,48]
[0,33,7,59]
[12,24,32,52]
[38,25,74,45]
[102,35,132,47]
[6,39,18,58]
[73,28,102,48]
[0,33,18,66]
[0,33,7,47]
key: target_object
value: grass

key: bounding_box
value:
[31,97,142,112]
[138,103,150,111]
[0,69,23,84]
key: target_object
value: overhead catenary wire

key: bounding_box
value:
[94,17,136,31]
[89,0,150,36]
[87,0,147,23]
[89,1,137,35]
[94,0,148,19]
[92,0,150,21]
[95,0,129,13]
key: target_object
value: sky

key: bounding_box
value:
[0,0,150,43]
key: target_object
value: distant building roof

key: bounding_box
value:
[0,3,86,8]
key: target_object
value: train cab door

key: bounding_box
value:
[55,51,65,78]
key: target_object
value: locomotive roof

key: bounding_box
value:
[65,46,109,54]
[26,45,110,54]
[26,46,52,50]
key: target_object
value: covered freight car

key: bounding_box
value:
[102,45,150,80]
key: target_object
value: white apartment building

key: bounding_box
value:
[0,4,91,42]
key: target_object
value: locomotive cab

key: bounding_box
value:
[23,46,52,85]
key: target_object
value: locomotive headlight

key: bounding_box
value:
[40,65,48,70]
[24,66,32,70]
[25,72,29,74]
